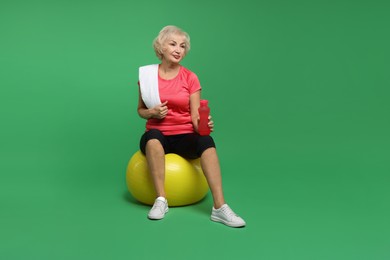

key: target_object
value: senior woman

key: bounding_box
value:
[137,25,245,228]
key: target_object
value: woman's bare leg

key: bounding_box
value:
[200,147,226,209]
[145,139,166,198]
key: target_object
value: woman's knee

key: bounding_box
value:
[197,135,216,157]
[146,138,163,151]
[140,129,167,154]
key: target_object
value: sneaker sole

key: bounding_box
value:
[211,215,246,228]
[148,208,169,220]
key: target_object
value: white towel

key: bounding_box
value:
[139,64,161,109]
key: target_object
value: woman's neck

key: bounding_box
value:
[160,59,180,71]
[159,60,181,80]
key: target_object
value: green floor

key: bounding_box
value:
[1,0,389,259]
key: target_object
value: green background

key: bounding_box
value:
[1,0,389,259]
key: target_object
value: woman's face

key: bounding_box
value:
[161,33,187,64]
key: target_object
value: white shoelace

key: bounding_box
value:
[152,200,166,213]
[221,205,238,219]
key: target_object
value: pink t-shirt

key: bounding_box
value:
[145,66,201,135]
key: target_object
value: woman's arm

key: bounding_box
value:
[137,87,168,120]
[190,90,201,132]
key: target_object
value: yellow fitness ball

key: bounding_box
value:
[126,150,209,206]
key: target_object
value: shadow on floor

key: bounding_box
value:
[122,191,212,215]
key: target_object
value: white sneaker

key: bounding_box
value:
[211,204,246,227]
[148,197,168,220]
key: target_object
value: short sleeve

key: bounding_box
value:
[188,71,201,94]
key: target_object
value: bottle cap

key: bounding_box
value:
[200,99,208,106]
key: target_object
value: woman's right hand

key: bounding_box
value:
[151,101,168,119]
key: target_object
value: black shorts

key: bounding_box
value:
[140,129,216,159]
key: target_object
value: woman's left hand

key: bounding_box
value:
[208,115,214,132]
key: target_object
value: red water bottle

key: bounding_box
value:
[198,99,210,136]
